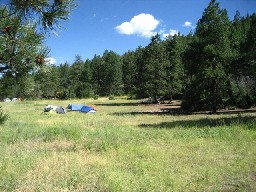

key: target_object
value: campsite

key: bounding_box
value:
[0,0,256,191]
[0,97,255,191]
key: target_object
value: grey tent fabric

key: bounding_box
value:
[44,105,66,114]
[56,106,67,114]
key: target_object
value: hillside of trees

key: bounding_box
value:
[1,0,255,113]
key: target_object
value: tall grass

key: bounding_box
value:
[0,98,255,191]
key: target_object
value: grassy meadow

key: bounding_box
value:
[0,97,255,191]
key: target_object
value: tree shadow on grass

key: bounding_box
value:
[95,102,140,107]
[112,107,186,116]
[139,115,256,129]
[112,108,256,116]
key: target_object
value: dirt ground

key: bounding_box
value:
[139,100,256,114]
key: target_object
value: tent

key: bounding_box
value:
[67,104,85,111]
[44,105,66,114]
[80,106,96,113]
[56,106,67,114]
[67,104,97,113]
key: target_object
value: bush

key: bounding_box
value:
[0,106,9,125]
[108,95,115,100]
[93,94,99,100]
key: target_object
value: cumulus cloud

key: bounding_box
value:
[163,29,179,38]
[182,21,195,29]
[183,21,192,27]
[45,57,57,65]
[115,13,160,38]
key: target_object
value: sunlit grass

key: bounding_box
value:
[0,97,255,191]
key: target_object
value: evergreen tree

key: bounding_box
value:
[230,11,251,76]
[227,13,256,108]
[165,34,186,101]
[182,0,233,112]
[122,50,136,95]
[102,50,123,96]
[69,55,84,98]
[242,14,256,78]
[134,46,146,98]
[81,59,92,84]
[78,59,93,98]
[2,0,76,32]
[136,34,169,102]
[34,65,60,98]
[0,0,76,76]
[91,54,104,96]
[0,9,48,76]
[58,62,71,99]
[241,13,256,105]
[0,73,17,98]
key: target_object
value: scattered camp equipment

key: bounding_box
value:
[67,104,97,113]
[3,98,11,102]
[44,105,58,112]
[80,105,95,113]
[44,104,96,114]
[56,106,67,114]
[67,104,85,111]
[44,105,66,114]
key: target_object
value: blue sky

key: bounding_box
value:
[45,0,256,65]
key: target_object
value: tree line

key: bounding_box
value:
[1,0,255,112]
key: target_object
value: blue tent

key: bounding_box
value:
[67,104,85,111]
[81,106,95,113]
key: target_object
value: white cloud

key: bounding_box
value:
[115,13,160,38]
[163,29,179,38]
[183,21,192,27]
[182,21,195,29]
[45,57,57,65]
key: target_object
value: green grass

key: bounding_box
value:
[0,97,255,191]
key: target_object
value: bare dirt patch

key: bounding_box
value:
[139,100,256,115]
[139,100,181,113]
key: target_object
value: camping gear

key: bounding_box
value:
[56,106,67,114]
[44,105,66,114]
[67,104,85,111]
[3,98,11,102]
[87,109,96,113]
[44,105,58,112]
[68,104,97,113]
[81,106,93,113]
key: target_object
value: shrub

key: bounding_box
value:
[93,94,99,100]
[108,95,115,100]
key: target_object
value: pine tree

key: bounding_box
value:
[136,34,169,102]
[0,0,75,76]
[91,54,104,96]
[0,9,48,76]
[34,65,60,98]
[69,55,84,98]
[57,62,71,99]
[122,50,136,95]
[134,46,146,98]
[228,13,256,108]
[165,34,186,101]
[102,50,123,96]
[182,0,233,113]
[1,0,76,31]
